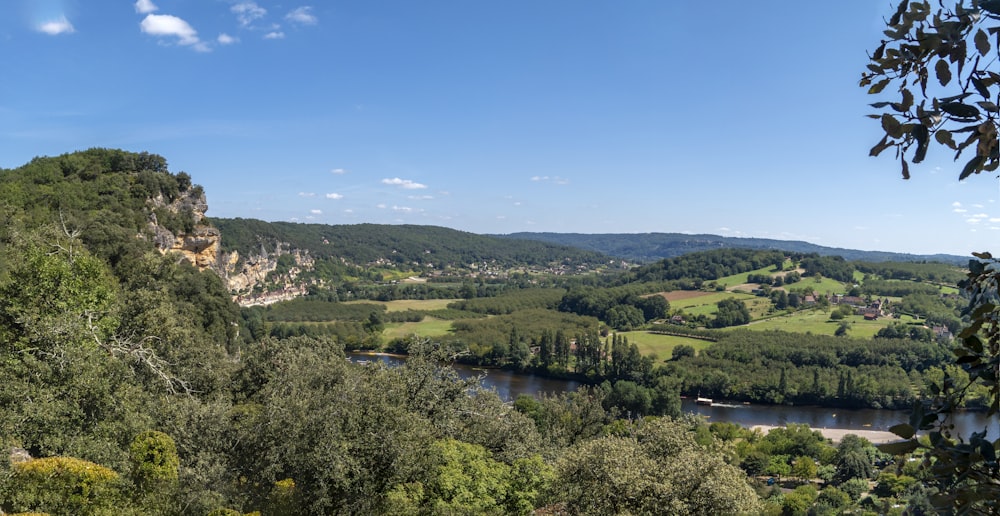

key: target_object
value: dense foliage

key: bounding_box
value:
[0,149,982,514]
[500,231,968,264]
[213,217,610,272]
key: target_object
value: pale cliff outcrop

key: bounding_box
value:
[146,188,315,305]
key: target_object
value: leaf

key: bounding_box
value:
[941,102,980,119]
[870,135,893,157]
[872,41,887,61]
[882,114,904,138]
[935,129,957,149]
[960,156,987,180]
[912,124,929,163]
[975,29,991,57]
[879,440,920,456]
[983,0,1000,16]
[977,101,999,113]
[935,59,952,86]
[901,157,910,179]
[980,440,997,463]
[971,77,991,100]
[870,101,892,108]
[901,88,914,110]
[890,423,916,439]
[889,0,909,26]
[869,78,892,94]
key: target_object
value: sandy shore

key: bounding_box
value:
[751,425,901,444]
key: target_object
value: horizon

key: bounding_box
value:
[2,1,997,256]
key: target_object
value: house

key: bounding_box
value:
[670,315,686,325]
[932,326,953,341]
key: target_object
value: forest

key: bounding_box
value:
[0,148,990,514]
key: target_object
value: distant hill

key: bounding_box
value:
[211,218,611,270]
[495,232,969,265]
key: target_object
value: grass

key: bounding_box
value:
[383,317,454,340]
[742,309,920,338]
[715,265,781,288]
[616,331,714,361]
[673,291,758,317]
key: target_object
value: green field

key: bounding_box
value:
[715,265,781,288]
[616,331,713,361]
[672,291,758,317]
[383,317,454,340]
[742,310,920,338]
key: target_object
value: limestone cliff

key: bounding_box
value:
[147,188,224,272]
[146,188,315,305]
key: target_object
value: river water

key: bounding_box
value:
[349,352,997,438]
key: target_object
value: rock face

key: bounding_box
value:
[146,188,315,305]
[169,226,223,269]
[148,189,223,271]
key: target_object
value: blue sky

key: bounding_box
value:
[2,1,997,256]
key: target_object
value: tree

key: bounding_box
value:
[712,298,751,328]
[551,418,761,514]
[862,1,999,181]
[864,2,1000,513]
[791,456,818,482]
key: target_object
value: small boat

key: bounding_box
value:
[696,397,713,406]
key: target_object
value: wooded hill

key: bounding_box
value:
[0,148,770,514]
[211,217,611,271]
[498,231,969,265]
[0,149,975,514]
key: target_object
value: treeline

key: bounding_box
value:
[211,218,610,271]
[558,285,670,330]
[855,260,968,284]
[448,287,566,315]
[662,330,952,408]
[629,248,787,284]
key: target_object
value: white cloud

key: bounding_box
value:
[344,209,354,213]
[393,206,414,213]
[954,208,968,213]
[952,201,963,207]
[990,218,1000,223]
[973,213,990,218]
[408,195,433,200]
[286,6,318,25]
[330,168,347,174]
[264,31,285,39]
[974,204,985,208]
[325,193,343,200]
[140,14,204,49]
[376,203,387,209]
[38,16,74,35]
[298,192,316,197]
[232,2,267,27]
[530,175,569,185]
[135,0,158,14]
[217,33,238,45]
[381,177,427,189]
[310,209,322,215]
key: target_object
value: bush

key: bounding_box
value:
[8,456,122,514]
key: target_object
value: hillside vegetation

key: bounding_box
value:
[499,231,968,264]
[0,149,976,514]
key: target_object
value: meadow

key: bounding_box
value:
[616,331,714,360]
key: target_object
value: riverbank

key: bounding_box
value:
[751,425,900,444]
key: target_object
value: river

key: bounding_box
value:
[348,352,997,438]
